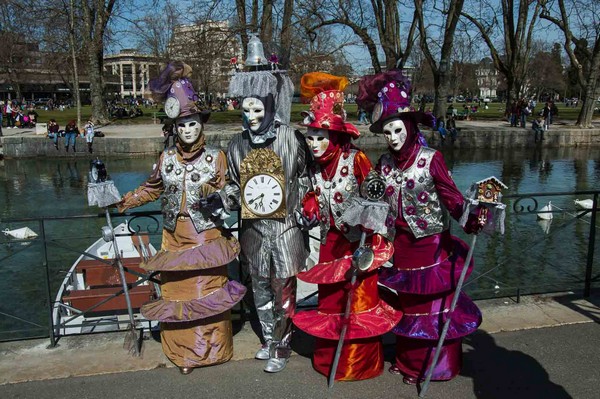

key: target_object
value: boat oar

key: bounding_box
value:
[328,232,374,388]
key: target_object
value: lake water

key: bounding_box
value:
[1,145,599,340]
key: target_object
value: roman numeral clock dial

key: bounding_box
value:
[239,148,287,219]
[242,174,284,217]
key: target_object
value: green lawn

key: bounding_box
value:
[30,101,597,127]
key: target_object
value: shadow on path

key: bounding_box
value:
[462,330,571,399]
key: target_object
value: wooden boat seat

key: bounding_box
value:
[63,285,154,313]
[75,257,147,287]
[76,257,143,272]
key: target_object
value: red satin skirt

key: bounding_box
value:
[313,230,386,381]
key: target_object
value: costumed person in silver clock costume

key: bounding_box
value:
[223,35,312,373]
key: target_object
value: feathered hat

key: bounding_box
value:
[299,72,360,138]
[356,70,434,133]
[149,61,209,122]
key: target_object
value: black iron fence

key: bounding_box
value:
[0,190,597,345]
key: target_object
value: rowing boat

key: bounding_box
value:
[52,222,158,335]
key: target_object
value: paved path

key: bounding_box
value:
[0,322,598,399]
[1,292,598,398]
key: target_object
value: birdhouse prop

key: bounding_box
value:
[475,176,507,204]
[460,176,508,235]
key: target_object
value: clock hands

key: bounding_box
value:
[248,193,264,205]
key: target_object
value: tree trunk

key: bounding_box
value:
[576,52,599,127]
[260,0,273,44]
[69,0,81,127]
[280,0,294,68]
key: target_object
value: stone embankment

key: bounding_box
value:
[1,120,599,158]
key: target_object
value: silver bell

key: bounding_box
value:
[245,34,267,66]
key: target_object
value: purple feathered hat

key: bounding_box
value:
[356,70,435,133]
[149,61,209,122]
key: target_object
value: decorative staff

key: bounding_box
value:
[419,176,507,397]
[87,158,141,356]
[328,171,390,388]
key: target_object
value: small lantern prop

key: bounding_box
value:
[460,176,508,235]
[87,159,121,208]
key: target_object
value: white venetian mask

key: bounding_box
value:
[176,115,203,144]
[305,128,330,159]
[383,119,408,151]
[242,97,265,132]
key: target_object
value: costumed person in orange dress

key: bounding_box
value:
[292,72,402,382]
[117,62,246,375]
[356,70,483,385]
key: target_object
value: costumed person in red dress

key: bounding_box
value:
[356,70,483,384]
[117,62,246,375]
[292,72,402,382]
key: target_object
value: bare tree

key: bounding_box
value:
[81,0,117,124]
[415,0,466,120]
[297,0,418,72]
[540,0,600,128]
[233,0,295,68]
[0,1,29,100]
[130,0,180,62]
[461,0,543,108]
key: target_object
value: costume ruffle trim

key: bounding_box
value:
[293,300,402,340]
[141,235,240,271]
[141,280,246,322]
[392,292,481,340]
[298,236,393,284]
[379,236,472,295]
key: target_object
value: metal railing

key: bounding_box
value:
[0,190,597,345]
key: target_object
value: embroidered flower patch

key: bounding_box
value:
[406,179,415,189]
[405,205,416,216]
[385,185,395,196]
[417,158,426,168]
[418,192,429,203]
[416,218,428,230]
[334,192,344,203]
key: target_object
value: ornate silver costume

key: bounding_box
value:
[311,150,362,244]
[160,146,221,232]
[379,147,449,239]
[226,124,311,358]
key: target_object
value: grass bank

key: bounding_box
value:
[30,102,597,127]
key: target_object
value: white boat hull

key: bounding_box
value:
[53,222,158,336]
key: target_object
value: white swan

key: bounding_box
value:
[537,201,553,220]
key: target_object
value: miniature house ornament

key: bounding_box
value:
[460,176,508,235]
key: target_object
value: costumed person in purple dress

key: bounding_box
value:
[117,62,246,375]
[292,72,402,382]
[356,70,483,384]
[225,35,311,373]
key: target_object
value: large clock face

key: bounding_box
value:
[165,96,181,119]
[243,173,284,216]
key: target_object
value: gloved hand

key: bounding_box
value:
[198,192,224,215]
[295,210,319,231]
[463,205,492,234]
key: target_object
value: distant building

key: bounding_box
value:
[476,57,499,99]
[169,21,242,99]
[104,50,161,99]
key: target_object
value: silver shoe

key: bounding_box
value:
[264,357,288,373]
[255,343,271,360]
